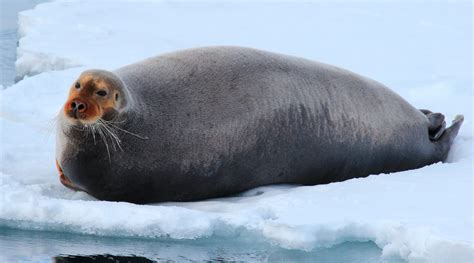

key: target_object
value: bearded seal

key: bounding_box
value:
[56,46,463,203]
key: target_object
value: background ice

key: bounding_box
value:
[0,0,472,262]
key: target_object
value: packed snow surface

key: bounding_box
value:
[1,1,472,262]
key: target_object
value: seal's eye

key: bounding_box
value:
[75,82,80,89]
[115,93,119,101]
[96,90,107,97]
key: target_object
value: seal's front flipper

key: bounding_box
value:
[56,159,82,191]
[436,115,464,162]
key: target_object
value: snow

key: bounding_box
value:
[1,0,473,262]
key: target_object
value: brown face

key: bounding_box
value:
[63,74,119,124]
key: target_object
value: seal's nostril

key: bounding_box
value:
[70,100,87,113]
[76,102,87,113]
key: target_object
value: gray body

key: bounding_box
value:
[58,46,462,203]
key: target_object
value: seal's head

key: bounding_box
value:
[63,70,127,125]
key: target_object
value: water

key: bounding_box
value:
[0,28,16,87]
[0,0,46,87]
[0,227,403,262]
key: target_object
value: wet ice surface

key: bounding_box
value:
[1,228,399,262]
[0,1,473,262]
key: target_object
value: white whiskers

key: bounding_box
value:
[78,118,148,163]
[101,119,149,140]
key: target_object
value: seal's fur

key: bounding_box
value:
[57,46,463,203]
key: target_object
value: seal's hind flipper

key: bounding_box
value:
[420,110,447,141]
[436,115,464,162]
[419,109,433,115]
[427,113,446,141]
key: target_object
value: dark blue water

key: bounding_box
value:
[0,227,406,262]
